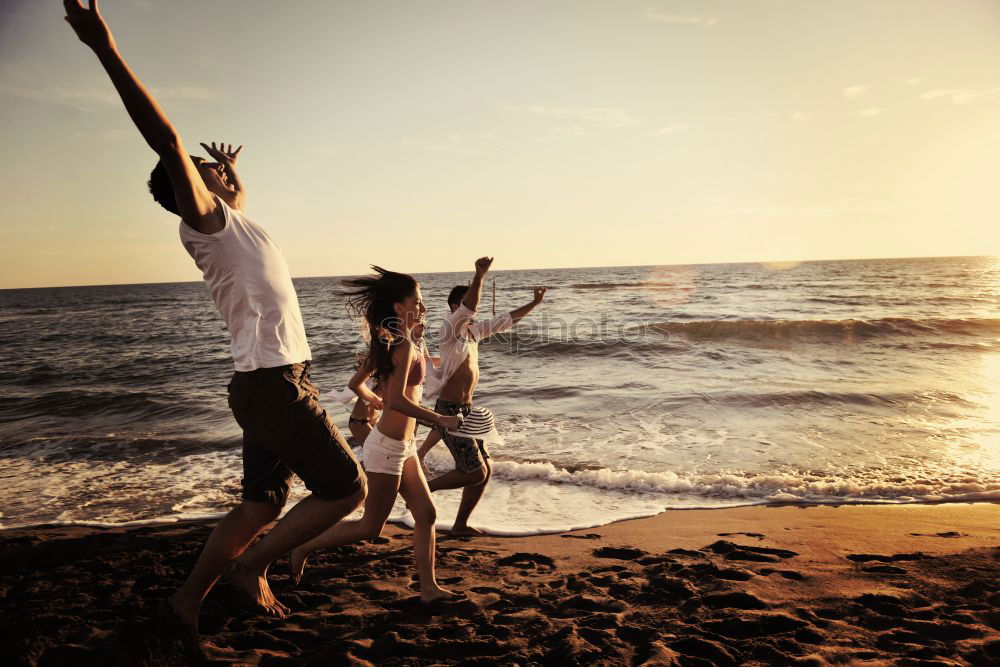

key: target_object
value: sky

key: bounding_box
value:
[1,0,1000,289]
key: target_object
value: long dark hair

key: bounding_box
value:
[341,266,419,385]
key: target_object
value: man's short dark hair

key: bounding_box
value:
[147,159,179,215]
[447,285,469,307]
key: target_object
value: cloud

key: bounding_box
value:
[920,86,1000,104]
[506,105,638,130]
[0,79,118,112]
[654,122,691,136]
[0,65,221,112]
[843,84,869,99]
[852,107,884,117]
[645,9,719,26]
[72,128,134,142]
[151,85,222,102]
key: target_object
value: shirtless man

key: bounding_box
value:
[63,0,366,640]
[420,257,546,535]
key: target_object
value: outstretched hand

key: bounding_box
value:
[200,141,243,167]
[63,0,116,53]
[533,287,547,303]
[474,256,494,277]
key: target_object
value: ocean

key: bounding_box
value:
[2,256,999,534]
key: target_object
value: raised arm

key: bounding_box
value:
[510,287,547,325]
[383,342,461,429]
[461,256,494,313]
[469,286,546,339]
[63,0,221,232]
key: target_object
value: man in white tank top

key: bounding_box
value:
[64,1,367,649]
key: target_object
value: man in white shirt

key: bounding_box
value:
[63,1,366,646]
[420,257,546,535]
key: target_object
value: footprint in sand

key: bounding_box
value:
[669,637,739,666]
[469,585,505,595]
[718,532,766,540]
[687,561,756,581]
[561,533,602,540]
[702,591,770,610]
[592,546,647,561]
[441,546,499,557]
[910,531,965,538]
[496,552,556,571]
[666,548,703,558]
[861,565,907,575]
[854,592,931,617]
[702,612,809,639]
[706,540,798,563]
[757,568,806,581]
[846,552,928,563]
[558,593,628,616]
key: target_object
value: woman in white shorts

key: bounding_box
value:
[290,267,462,603]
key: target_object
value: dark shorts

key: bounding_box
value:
[434,398,490,474]
[228,362,364,506]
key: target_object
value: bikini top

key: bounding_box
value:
[407,353,426,387]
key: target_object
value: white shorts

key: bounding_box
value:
[362,427,416,476]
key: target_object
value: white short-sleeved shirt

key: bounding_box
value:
[179,197,312,371]
[424,303,513,400]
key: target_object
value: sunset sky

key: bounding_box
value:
[1,0,1000,289]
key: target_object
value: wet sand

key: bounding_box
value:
[3,503,999,665]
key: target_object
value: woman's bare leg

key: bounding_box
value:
[289,471,400,583]
[398,455,456,602]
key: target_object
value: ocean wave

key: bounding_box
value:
[489,460,1000,504]
[489,336,680,358]
[570,281,675,290]
[0,389,219,425]
[0,432,235,459]
[642,317,1000,342]
[664,389,972,409]
[481,317,1000,357]
[6,461,998,535]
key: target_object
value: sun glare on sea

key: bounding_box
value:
[761,261,802,271]
[641,265,699,308]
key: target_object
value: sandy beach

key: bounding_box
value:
[3,502,999,665]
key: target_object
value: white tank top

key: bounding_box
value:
[179,197,312,371]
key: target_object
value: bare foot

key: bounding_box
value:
[288,546,309,586]
[158,598,205,662]
[450,525,486,537]
[222,560,289,618]
[163,593,199,634]
[420,584,459,603]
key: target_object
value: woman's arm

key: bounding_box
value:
[347,361,383,410]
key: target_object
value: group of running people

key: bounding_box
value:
[63,0,546,641]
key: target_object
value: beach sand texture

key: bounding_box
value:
[3,503,999,665]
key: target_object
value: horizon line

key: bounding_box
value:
[0,253,993,292]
